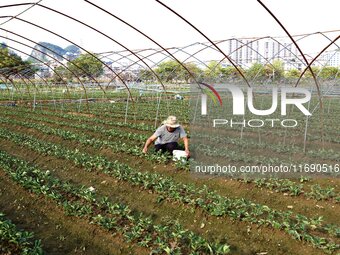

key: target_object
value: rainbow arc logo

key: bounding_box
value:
[199,83,222,106]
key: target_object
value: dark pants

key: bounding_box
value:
[155,142,178,155]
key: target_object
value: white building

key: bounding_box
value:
[226,38,299,69]
[320,50,340,67]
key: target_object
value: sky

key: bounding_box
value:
[0,0,339,62]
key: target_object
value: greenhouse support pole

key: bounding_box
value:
[134,92,139,121]
[155,92,162,128]
[327,97,331,114]
[240,98,247,139]
[77,94,83,113]
[240,117,245,140]
[124,92,129,124]
[166,92,170,116]
[61,91,64,113]
[33,91,36,111]
[283,128,287,145]
[192,92,200,123]
[303,87,313,153]
[11,87,14,101]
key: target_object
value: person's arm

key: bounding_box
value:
[179,126,189,157]
[143,134,157,153]
[182,136,190,157]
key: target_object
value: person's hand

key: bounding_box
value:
[185,149,190,158]
[142,147,148,154]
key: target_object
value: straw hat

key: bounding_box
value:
[163,116,180,128]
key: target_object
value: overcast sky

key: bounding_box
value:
[0,0,339,61]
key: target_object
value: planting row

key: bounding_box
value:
[193,143,339,177]
[4,106,155,131]
[2,111,148,144]
[0,116,168,164]
[0,127,338,253]
[194,131,340,162]
[0,149,230,254]
[243,178,339,202]
[0,212,44,255]
[1,114,338,203]
[7,107,340,171]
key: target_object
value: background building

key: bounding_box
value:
[226,38,299,69]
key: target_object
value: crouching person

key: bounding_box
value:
[142,116,189,157]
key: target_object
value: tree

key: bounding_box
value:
[52,66,71,83]
[285,68,301,79]
[0,46,36,79]
[245,62,266,80]
[264,59,284,81]
[303,66,320,78]
[204,62,243,82]
[272,60,285,80]
[181,62,203,83]
[154,60,187,82]
[139,68,155,82]
[221,66,242,80]
[319,66,339,79]
[67,53,103,79]
[204,61,224,81]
